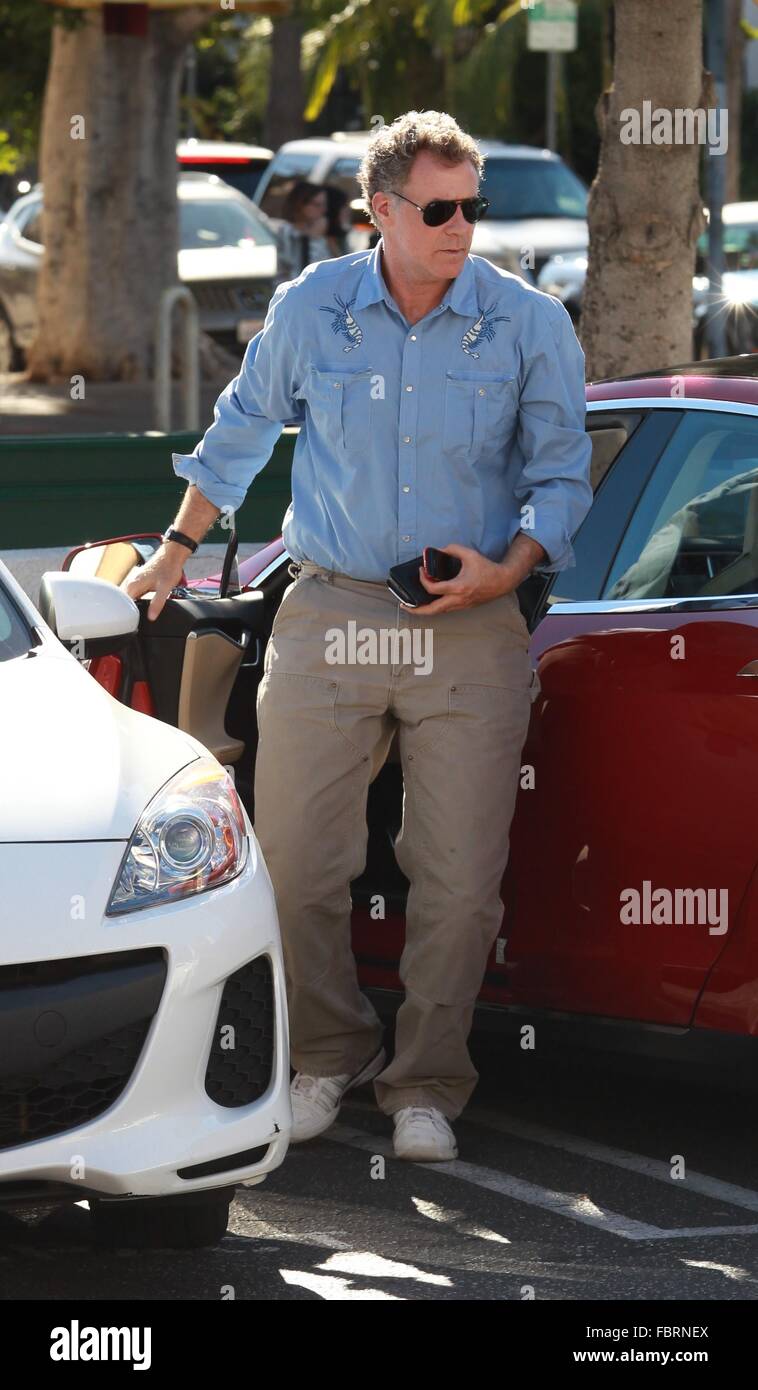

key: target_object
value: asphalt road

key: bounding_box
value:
[3,1040,758,1304]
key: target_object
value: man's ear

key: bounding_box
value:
[371,190,389,229]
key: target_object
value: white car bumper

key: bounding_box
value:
[0,824,291,1202]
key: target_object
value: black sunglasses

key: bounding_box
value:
[389,189,490,227]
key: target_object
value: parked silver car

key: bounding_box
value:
[0,173,278,370]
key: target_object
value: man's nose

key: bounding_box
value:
[446,203,470,231]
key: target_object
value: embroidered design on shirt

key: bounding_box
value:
[461,304,510,358]
[319,294,363,352]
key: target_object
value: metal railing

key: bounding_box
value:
[153,286,200,433]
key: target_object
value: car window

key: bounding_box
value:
[480,158,587,220]
[0,582,34,662]
[257,153,319,218]
[325,156,362,200]
[15,201,43,244]
[179,198,276,251]
[602,410,758,600]
[696,222,758,273]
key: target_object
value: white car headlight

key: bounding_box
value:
[107,757,250,916]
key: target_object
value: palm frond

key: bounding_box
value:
[303,32,341,120]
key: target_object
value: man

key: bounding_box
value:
[125,110,593,1163]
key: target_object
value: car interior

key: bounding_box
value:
[605,417,758,600]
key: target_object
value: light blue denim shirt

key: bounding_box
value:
[172,237,593,580]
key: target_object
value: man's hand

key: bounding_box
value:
[402,534,548,615]
[402,543,513,615]
[121,542,188,622]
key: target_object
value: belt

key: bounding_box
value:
[287,558,388,587]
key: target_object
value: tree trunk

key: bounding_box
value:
[580,0,706,381]
[27,6,209,383]
[263,12,304,151]
[725,0,744,203]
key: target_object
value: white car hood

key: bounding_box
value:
[178,244,277,282]
[1,646,201,843]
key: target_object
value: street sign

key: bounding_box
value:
[526,0,578,52]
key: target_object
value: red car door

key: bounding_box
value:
[505,401,758,1026]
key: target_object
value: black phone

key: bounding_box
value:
[423,546,462,581]
[387,555,430,607]
[387,549,463,607]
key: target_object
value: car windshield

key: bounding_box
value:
[179,198,276,251]
[480,158,587,220]
[696,222,758,272]
[0,581,34,662]
[257,153,320,217]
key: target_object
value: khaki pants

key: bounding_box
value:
[253,559,540,1120]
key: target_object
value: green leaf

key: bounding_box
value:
[304,34,340,121]
[0,129,21,176]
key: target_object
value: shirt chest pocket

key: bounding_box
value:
[443,371,519,460]
[304,366,375,455]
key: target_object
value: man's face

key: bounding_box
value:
[372,150,479,282]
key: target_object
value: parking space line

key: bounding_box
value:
[330,1124,758,1242]
[329,1125,665,1240]
[465,1108,758,1214]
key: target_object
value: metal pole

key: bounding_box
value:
[546,49,558,151]
[185,47,197,141]
[705,0,728,359]
[154,286,200,433]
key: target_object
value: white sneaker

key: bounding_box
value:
[289,1047,386,1143]
[393,1106,458,1162]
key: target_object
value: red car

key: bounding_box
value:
[57,354,758,1089]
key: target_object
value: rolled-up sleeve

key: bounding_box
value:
[172,280,300,514]
[513,299,593,574]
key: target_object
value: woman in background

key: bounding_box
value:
[273,181,350,285]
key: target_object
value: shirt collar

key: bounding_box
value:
[353,237,479,319]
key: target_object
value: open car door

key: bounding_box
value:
[61,532,279,817]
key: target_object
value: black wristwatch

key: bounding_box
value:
[162,527,198,554]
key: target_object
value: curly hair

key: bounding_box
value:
[356,110,484,231]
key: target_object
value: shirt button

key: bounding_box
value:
[478,387,486,395]
[402,535,411,542]
[333,381,342,389]
[403,435,411,443]
[402,485,410,493]
[410,334,417,341]
[405,384,413,392]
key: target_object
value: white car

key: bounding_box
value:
[0,560,291,1248]
[0,174,279,369]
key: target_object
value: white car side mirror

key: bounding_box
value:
[38,572,140,643]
